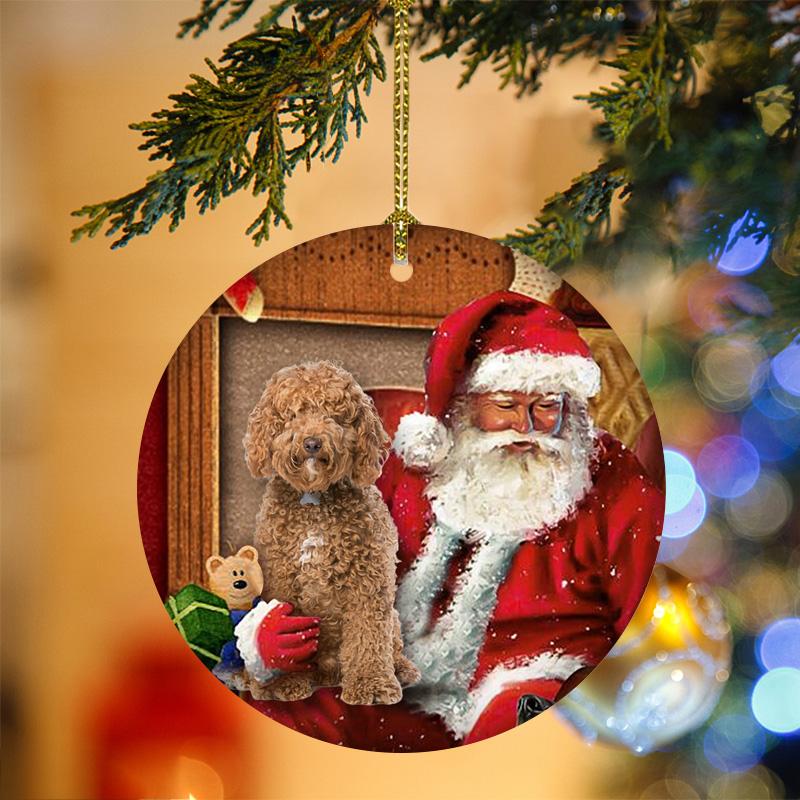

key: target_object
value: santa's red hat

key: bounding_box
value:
[393,290,601,468]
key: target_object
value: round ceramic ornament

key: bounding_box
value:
[137,225,667,751]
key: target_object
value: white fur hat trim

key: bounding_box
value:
[234,598,280,684]
[392,411,453,469]
[466,350,601,400]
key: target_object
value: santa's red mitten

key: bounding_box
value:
[235,600,319,683]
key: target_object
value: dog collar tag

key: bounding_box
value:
[300,492,321,506]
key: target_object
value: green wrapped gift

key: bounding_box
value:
[165,584,234,669]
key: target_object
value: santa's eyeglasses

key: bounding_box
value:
[477,392,566,436]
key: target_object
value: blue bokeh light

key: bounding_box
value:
[772,338,800,397]
[697,435,761,498]
[758,618,800,671]
[741,407,800,462]
[751,668,800,733]
[703,713,766,772]
[751,386,798,421]
[663,485,707,539]
[712,212,771,276]
[664,449,698,515]
[656,531,691,563]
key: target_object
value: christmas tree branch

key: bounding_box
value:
[71,1,387,248]
[503,2,720,267]
[500,164,628,267]
[579,3,714,150]
[403,0,628,97]
[178,0,265,38]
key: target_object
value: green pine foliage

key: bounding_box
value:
[71,0,386,248]
[499,165,629,267]
[502,2,721,266]
[71,0,800,344]
[404,0,627,96]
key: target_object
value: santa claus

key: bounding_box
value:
[239,290,664,751]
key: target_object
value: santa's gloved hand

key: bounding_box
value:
[256,601,320,672]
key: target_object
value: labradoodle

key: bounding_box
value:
[243,361,420,704]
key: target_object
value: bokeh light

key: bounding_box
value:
[687,273,772,334]
[712,212,771,276]
[650,382,719,452]
[663,486,707,539]
[751,668,800,733]
[641,335,667,388]
[724,470,793,540]
[741,407,800,462]
[758,618,800,671]
[760,368,800,414]
[664,449,698,514]
[703,713,766,772]
[772,338,800,397]
[697,435,760,498]
[707,766,784,800]
[751,385,797,421]
[657,533,691,563]
[735,565,797,633]
[640,778,700,799]
[694,335,766,411]
[669,517,729,579]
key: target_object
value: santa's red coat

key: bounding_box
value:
[247,414,664,751]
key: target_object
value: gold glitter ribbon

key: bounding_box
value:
[384,0,417,266]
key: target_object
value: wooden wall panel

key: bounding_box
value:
[167,314,219,594]
[216,225,517,328]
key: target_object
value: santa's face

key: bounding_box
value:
[426,392,596,538]
[471,391,565,452]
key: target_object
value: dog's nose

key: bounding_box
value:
[233,579,247,590]
[303,437,322,455]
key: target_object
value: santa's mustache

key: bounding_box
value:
[460,427,569,458]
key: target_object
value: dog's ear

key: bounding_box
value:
[243,380,277,478]
[351,391,390,488]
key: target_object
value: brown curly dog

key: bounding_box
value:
[243,361,420,704]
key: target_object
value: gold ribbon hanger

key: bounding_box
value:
[385,0,417,282]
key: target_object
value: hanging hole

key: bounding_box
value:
[390,259,413,283]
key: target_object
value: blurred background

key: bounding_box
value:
[2,1,799,798]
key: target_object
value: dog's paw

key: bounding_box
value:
[395,655,421,687]
[247,680,276,701]
[267,673,317,702]
[226,669,250,692]
[341,673,402,706]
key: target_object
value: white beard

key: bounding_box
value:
[425,412,597,540]
[399,411,597,737]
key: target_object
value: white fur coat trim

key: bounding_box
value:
[406,651,587,739]
[235,598,281,684]
[392,411,452,469]
[466,350,601,399]
[402,534,520,686]
[401,533,523,734]
[395,522,465,640]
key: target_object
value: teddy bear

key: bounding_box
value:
[205,545,265,689]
